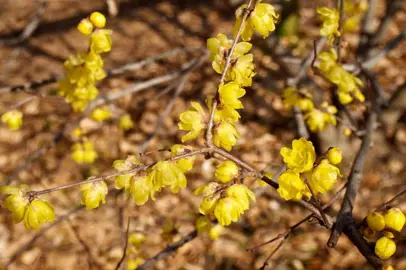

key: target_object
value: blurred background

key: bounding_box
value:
[0,0,405,269]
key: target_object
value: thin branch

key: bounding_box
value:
[206,0,257,145]
[135,230,198,270]
[115,216,131,270]
[334,0,344,61]
[375,187,406,212]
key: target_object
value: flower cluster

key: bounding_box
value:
[364,208,405,260]
[126,232,146,269]
[317,7,340,43]
[233,0,278,41]
[0,185,55,230]
[277,138,342,201]
[58,12,112,111]
[112,147,194,206]
[343,0,368,32]
[1,109,23,130]
[283,87,337,132]
[71,140,98,164]
[318,49,365,105]
[195,182,255,226]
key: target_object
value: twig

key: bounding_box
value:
[135,229,198,270]
[139,56,206,152]
[115,216,131,270]
[334,0,344,61]
[106,0,118,17]
[259,238,285,270]
[67,219,101,270]
[0,0,47,46]
[375,187,406,212]
[206,0,258,145]
[358,0,378,55]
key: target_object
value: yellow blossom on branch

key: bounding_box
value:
[1,110,23,130]
[277,170,310,201]
[0,185,30,223]
[280,138,316,173]
[23,199,55,230]
[147,161,187,193]
[80,180,108,209]
[170,144,195,172]
[215,161,239,183]
[308,159,341,195]
[234,1,279,41]
[178,102,206,142]
[317,7,340,43]
[213,121,240,151]
[283,87,314,112]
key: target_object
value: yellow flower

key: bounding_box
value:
[207,33,252,74]
[147,161,187,193]
[215,161,239,183]
[71,140,98,164]
[77,19,93,35]
[90,29,112,54]
[327,147,342,165]
[219,82,246,109]
[23,199,55,230]
[343,0,368,32]
[178,102,205,142]
[382,265,394,270]
[280,138,316,173]
[170,144,195,172]
[304,102,337,132]
[317,7,340,43]
[283,88,314,112]
[277,170,308,201]
[209,224,224,240]
[206,95,240,123]
[308,160,341,195]
[89,12,106,28]
[128,232,146,249]
[225,184,255,211]
[0,185,30,223]
[226,54,256,87]
[113,156,140,191]
[1,110,23,130]
[234,1,279,41]
[213,121,240,151]
[130,176,154,206]
[119,114,134,130]
[214,197,244,226]
[384,208,405,232]
[91,106,111,122]
[80,181,108,209]
[375,236,396,259]
[127,258,145,270]
[367,212,386,231]
[194,182,221,215]
[384,231,395,239]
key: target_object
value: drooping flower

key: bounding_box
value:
[225,184,255,211]
[283,88,314,112]
[178,102,206,142]
[213,121,240,151]
[194,182,221,215]
[71,140,98,164]
[218,82,246,110]
[226,54,256,87]
[280,138,316,173]
[317,7,340,43]
[130,176,154,205]
[215,161,239,183]
[304,102,337,132]
[170,144,195,172]
[277,170,309,201]
[214,197,244,226]
[80,180,108,210]
[147,161,187,193]
[89,12,107,28]
[23,199,55,230]
[0,185,30,223]
[112,155,140,191]
[308,159,341,195]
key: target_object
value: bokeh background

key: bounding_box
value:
[0,0,405,269]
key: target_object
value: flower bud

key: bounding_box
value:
[128,232,146,249]
[90,12,106,28]
[119,114,134,131]
[77,19,93,35]
[327,147,342,165]
[215,161,239,183]
[91,107,111,122]
[343,128,352,136]
[375,236,396,259]
[367,212,385,231]
[384,208,405,232]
